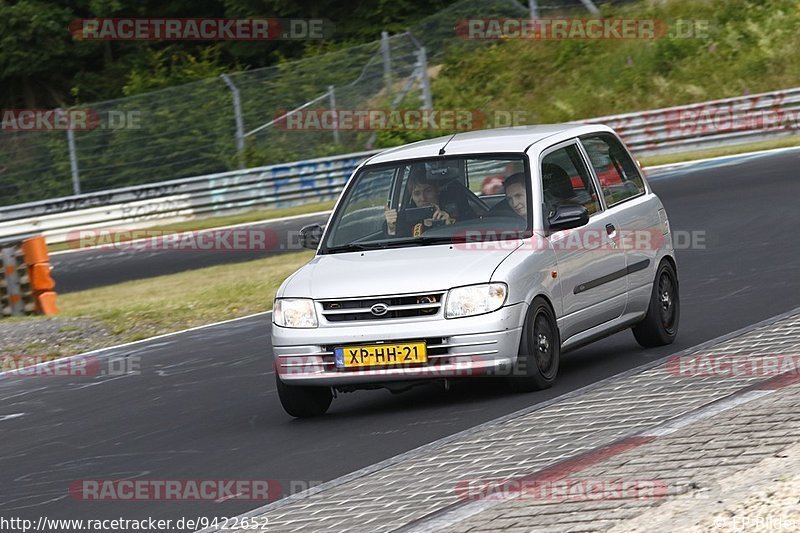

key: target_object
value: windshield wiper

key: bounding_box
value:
[328,231,527,253]
[325,242,382,253]
[377,236,457,248]
[327,235,467,253]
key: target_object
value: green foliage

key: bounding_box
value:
[0,0,464,205]
[2,0,800,207]
[430,0,800,123]
[0,0,464,108]
[123,47,231,95]
[0,0,75,107]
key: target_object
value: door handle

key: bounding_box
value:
[605,224,616,235]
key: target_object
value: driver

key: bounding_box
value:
[384,169,455,236]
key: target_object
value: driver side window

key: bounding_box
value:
[327,167,394,247]
[540,144,601,220]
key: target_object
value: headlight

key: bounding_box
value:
[445,283,507,319]
[273,298,318,328]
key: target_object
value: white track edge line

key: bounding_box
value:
[644,144,800,172]
[0,310,272,379]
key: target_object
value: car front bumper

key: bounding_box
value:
[272,302,528,387]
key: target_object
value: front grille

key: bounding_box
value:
[320,292,445,322]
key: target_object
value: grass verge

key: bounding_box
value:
[53,250,314,350]
[639,136,800,168]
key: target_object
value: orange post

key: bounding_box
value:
[21,236,49,265]
[21,236,59,315]
[28,263,56,291]
[35,291,59,315]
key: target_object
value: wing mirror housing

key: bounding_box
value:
[547,205,589,231]
[299,224,324,250]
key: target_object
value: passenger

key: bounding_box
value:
[385,170,455,236]
[541,163,582,218]
[503,172,528,218]
[487,172,528,219]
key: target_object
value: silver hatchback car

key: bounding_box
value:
[273,124,679,417]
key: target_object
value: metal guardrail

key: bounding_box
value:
[2,88,799,244]
[583,87,800,155]
[0,150,379,244]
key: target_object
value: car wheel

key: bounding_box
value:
[275,375,333,418]
[632,260,679,347]
[509,297,560,392]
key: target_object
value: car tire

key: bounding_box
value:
[276,375,333,418]
[632,260,679,347]
[509,297,560,392]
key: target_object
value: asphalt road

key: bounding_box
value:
[2,149,800,530]
[51,214,331,294]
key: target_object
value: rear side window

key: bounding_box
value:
[580,134,645,207]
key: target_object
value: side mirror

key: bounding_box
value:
[299,224,324,250]
[548,204,589,231]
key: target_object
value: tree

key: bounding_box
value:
[0,0,76,107]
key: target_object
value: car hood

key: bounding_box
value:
[280,243,522,299]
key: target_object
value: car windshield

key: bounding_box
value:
[322,156,531,253]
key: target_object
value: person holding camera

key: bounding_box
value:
[384,170,455,236]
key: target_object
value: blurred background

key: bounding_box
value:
[3,0,799,207]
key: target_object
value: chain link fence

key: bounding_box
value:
[0,0,605,209]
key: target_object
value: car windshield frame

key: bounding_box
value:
[319,153,533,254]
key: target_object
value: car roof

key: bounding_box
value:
[365,123,615,165]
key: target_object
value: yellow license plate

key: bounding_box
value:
[335,342,427,368]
